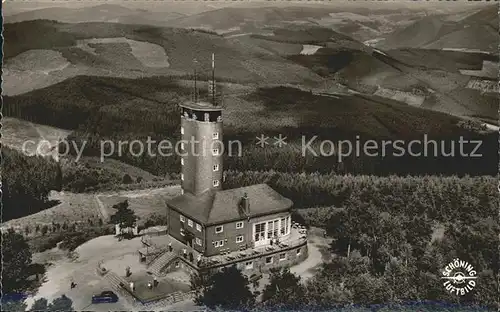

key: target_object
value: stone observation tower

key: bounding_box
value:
[166,55,305,267]
[179,54,223,195]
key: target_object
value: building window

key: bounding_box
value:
[245,261,253,270]
[181,173,184,181]
[181,127,184,135]
[175,261,180,268]
[215,226,223,234]
[236,222,244,229]
[254,222,266,242]
[297,248,301,256]
[180,215,185,223]
[280,253,287,261]
[280,217,290,235]
[212,148,220,156]
[213,132,219,140]
[214,240,224,248]
[188,219,193,227]
[213,164,219,172]
[181,158,184,166]
[180,228,185,236]
[267,220,279,239]
[180,142,185,150]
[213,180,220,187]
[265,256,273,265]
[196,238,202,246]
[236,235,244,243]
[196,223,202,232]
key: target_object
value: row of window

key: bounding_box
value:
[179,228,203,246]
[215,221,244,234]
[254,217,291,242]
[178,144,221,156]
[180,174,220,187]
[180,215,246,234]
[244,249,301,269]
[180,215,202,232]
[181,159,220,172]
[212,235,245,248]
[180,127,220,140]
[182,112,222,123]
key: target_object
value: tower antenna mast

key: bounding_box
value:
[193,58,199,103]
[212,53,216,106]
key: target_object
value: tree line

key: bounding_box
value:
[222,170,497,221]
[4,76,498,178]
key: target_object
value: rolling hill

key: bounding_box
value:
[4,75,497,177]
[377,5,499,53]
[286,45,497,121]
[4,3,185,25]
[3,20,324,95]
[5,18,496,123]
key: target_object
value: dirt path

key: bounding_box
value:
[290,227,332,281]
[96,185,181,198]
[94,196,109,221]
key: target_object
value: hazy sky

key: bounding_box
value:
[3,0,493,16]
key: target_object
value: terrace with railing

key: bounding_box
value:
[198,225,307,270]
[140,222,308,272]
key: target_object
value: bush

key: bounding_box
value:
[297,206,343,228]
[122,174,133,184]
[61,160,121,192]
[59,226,114,251]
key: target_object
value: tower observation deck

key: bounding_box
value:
[179,54,223,196]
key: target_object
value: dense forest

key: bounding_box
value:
[2,147,62,221]
[4,77,498,178]
[223,171,498,308]
[1,147,127,221]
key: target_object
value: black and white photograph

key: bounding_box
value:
[1,0,499,311]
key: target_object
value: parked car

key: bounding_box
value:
[248,273,262,283]
[91,291,118,304]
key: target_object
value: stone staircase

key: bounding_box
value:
[141,291,195,309]
[171,291,185,302]
[149,251,177,277]
[103,271,135,303]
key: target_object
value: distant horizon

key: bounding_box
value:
[3,0,495,13]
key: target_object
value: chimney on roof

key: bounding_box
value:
[240,193,250,214]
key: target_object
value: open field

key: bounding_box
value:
[97,185,180,221]
[1,191,102,233]
[78,157,161,183]
[1,186,180,235]
[2,117,72,157]
[459,60,498,79]
[78,38,169,68]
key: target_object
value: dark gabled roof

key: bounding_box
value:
[166,184,293,226]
